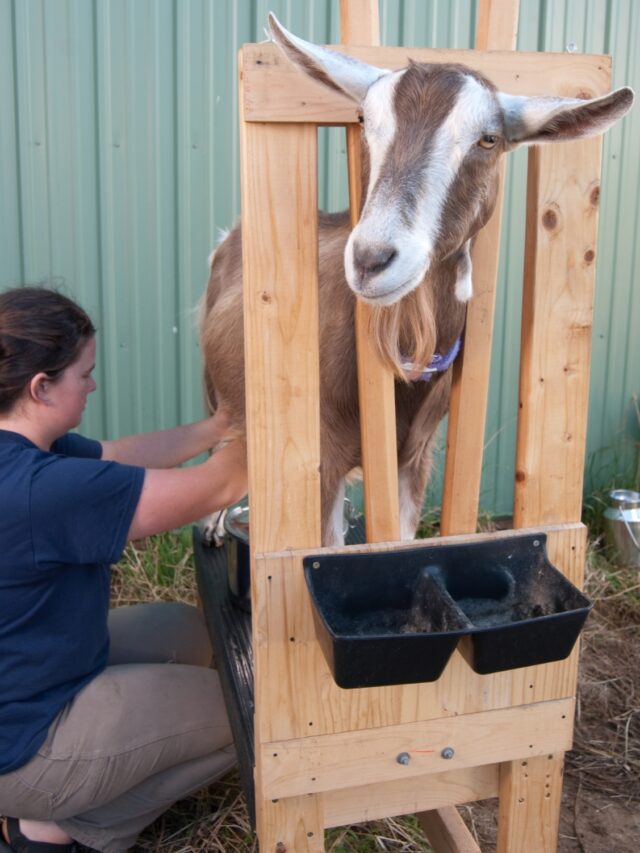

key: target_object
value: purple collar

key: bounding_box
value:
[402,336,461,381]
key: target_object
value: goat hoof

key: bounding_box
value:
[200,510,227,548]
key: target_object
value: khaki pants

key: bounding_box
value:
[0,602,235,852]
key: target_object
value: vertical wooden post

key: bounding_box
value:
[497,753,566,852]
[240,42,326,848]
[341,0,401,543]
[422,2,519,850]
[499,135,603,852]
[513,140,603,528]
[440,0,520,536]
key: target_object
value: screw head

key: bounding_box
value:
[441,747,455,760]
[396,752,411,765]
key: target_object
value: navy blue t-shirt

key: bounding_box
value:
[0,430,144,774]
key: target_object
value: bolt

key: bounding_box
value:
[312,561,320,569]
[396,752,411,765]
[441,747,455,760]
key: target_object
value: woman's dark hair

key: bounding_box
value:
[0,286,96,414]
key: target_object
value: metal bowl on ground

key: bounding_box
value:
[603,489,640,568]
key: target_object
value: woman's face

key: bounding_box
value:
[47,336,97,431]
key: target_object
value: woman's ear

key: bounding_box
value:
[29,373,52,404]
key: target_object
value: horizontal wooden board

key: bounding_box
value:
[242,43,612,123]
[260,697,574,799]
[253,523,586,743]
[323,764,498,828]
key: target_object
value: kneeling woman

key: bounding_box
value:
[0,287,247,853]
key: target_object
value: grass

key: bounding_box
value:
[110,528,198,608]
[112,506,639,852]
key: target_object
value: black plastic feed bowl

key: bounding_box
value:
[304,552,469,688]
[429,543,593,674]
[303,534,592,688]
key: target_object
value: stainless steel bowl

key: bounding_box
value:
[224,502,251,611]
[222,497,359,611]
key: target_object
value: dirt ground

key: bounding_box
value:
[462,570,640,852]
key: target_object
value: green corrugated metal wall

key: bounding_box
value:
[1,0,638,513]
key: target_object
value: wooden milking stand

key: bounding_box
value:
[221,0,610,849]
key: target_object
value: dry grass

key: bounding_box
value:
[111,529,639,852]
[569,547,640,802]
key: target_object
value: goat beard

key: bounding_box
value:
[369,282,437,383]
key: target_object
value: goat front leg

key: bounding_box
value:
[398,444,436,540]
[321,473,347,547]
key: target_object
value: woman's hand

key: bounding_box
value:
[102,404,242,468]
[127,437,248,542]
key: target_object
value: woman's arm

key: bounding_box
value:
[127,438,247,541]
[101,408,232,468]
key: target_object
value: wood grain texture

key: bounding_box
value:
[240,117,322,555]
[260,699,574,800]
[418,807,482,853]
[514,139,603,527]
[323,765,498,828]
[254,785,325,853]
[496,753,565,852]
[339,0,380,44]
[475,0,520,51]
[242,44,612,124]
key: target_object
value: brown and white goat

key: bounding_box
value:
[200,14,633,545]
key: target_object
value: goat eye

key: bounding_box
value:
[478,134,498,149]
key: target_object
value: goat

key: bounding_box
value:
[200,14,633,546]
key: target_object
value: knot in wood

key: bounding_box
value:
[584,249,595,264]
[542,209,558,231]
[590,185,600,206]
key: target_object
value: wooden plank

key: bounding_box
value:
[252,523,585,743]
[259,698,574,800]
[254,787,325,853]
[507,114,604,847]
[339,1,400,544]
[339,0,380,44]
[240,118,322,555]
[440,0,519,537]
[242,44,612,124]
[324,765,498,828]
[475,0,520,51]
[240,59,325,853]
[513,138,603,527]
[418,808,482,853]
[496,753,565,852]
[433,6,520,845]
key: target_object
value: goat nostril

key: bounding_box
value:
[353,244,397,279]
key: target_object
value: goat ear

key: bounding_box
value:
[498,87,634,147]
[267,12,388,103]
